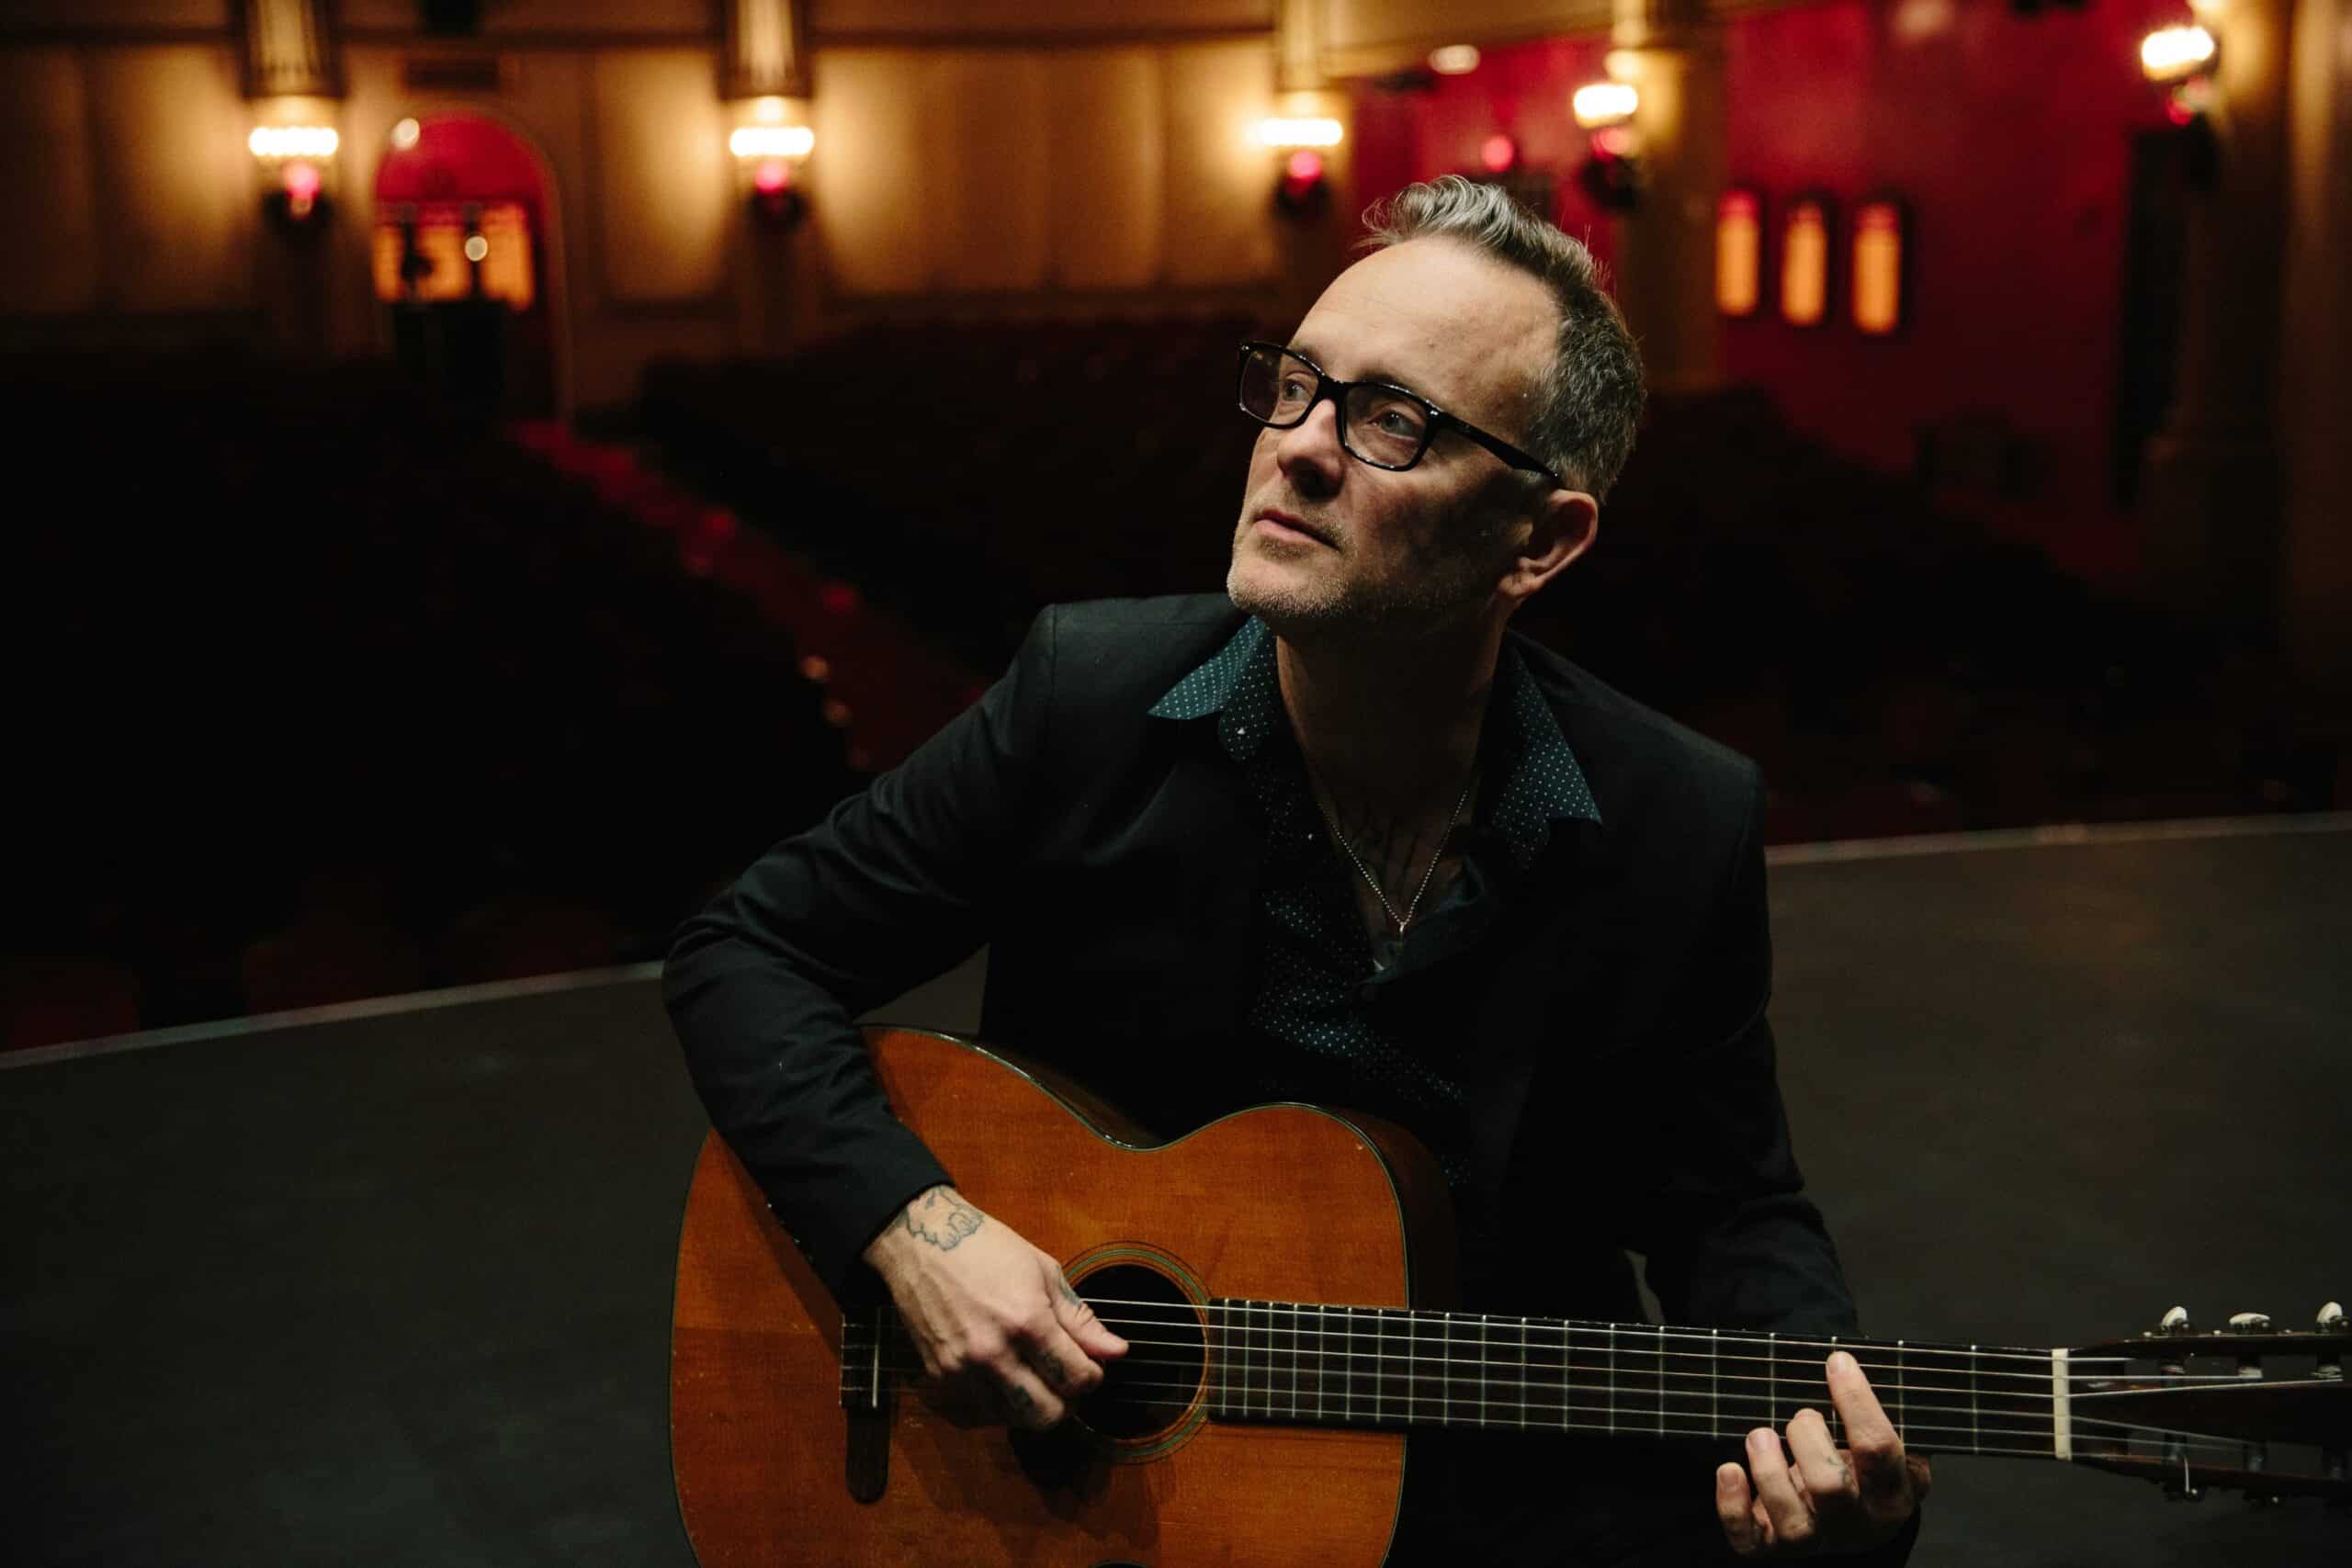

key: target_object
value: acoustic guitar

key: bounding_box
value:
[671,1028,2349,1566]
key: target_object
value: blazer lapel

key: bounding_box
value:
[1461,818,1621,1210]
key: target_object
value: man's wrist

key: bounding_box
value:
[861,1182,961,1276]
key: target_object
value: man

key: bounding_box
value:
[665,175,1928,1563]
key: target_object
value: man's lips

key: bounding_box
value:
[1253,510,1335,547]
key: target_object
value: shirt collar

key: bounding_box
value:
[1149,616,1601,868]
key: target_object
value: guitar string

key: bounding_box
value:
[1064,1300,2347,1370]
[958,1328,2261,1390]
[836,1344,2262,1452]
[845,1316,2262,1390]
[1029,1306,2331,1385]
[835,1369,2253,1459]
[1014,1302,2156,1370]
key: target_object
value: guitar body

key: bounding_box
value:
[671,1028,1442,1567]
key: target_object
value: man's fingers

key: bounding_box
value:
[1786,1406,1850,1508]
[1908,1455,1935,1504]
[1825,1351,1914,1521]
[1048,1266,1129,1359]
[1745,1427,1814,1549]
[992,1363,1065,1430]
[1015,1329,1101,1398]
[1715,1462,1760,1557]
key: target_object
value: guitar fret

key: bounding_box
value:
[1284,1301,1298,1419]
[1711,1327,1721,1438]
[1970,1345,1982,1457]
[1655,1325,1667,1437]
[1314,1303,1328,1425]
[1559,1320,1572,1431]
[1826,1335,1842,1446]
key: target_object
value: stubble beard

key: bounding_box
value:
[1226,512,1505,645]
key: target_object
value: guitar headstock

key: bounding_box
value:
[2064,1301,2349,1507]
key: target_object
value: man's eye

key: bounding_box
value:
[1277,376,1314,402]
[1373,407,1424,438]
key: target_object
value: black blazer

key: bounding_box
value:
[664,594,1860,1340]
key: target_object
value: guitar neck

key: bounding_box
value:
[1202,1301,2069,1461]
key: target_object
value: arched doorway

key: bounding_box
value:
[371,112,564,420]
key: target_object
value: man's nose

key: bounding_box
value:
[1273,394,1346,496]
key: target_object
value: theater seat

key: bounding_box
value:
[239,915,428,1016]
[431,895,622,986]
[0,955,141,1051]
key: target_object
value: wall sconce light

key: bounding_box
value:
[1428,44,1482,76]
[731,96,814,231]
[1851,197,1907,335]
[2139,21,2220,181]
[1716,188,1763,318]
[2141,21,2218,118]
[2140,22,2218,87]
[1570,81,1642,210]
[248,118,340,225]
[1780,194,1834,327]
[1257,110,1344,218]
[1571,82,1638,131]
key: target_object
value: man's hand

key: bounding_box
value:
[861,1185,1128,1430]
[1714,1350,1931,1558]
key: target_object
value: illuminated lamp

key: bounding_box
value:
[2139,22,2217,84]
[2139,21,2221,182]
[248,110,340,228]
[1429,45,1482,75]
[731,96,815,231]
[1715,189,1763,318]
[729,124,817,160]
[1780,195,1834,327]
[1571,82,1638,130]
[1253,117,1345,150]
[1480,135,1519,175]
[1850,197,1906,336]
[1570,81,1642,210]
[1259,111,1342,218]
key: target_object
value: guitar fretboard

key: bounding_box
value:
[1201,1301,2067,1460]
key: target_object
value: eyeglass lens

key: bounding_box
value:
[1238,346,1431,469]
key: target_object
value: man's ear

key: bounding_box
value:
[1498,487,1599,607]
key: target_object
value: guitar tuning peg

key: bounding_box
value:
[2320,1301,2346,1329]
[2321,1303,2346,1384]
[2228,1314,2270,1379]
[2159,1304,2191,1334]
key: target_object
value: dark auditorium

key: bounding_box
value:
[5,2,2346,1565]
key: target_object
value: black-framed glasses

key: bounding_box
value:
[1235,342,1561,489]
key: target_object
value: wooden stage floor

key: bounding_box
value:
[7,818,2347,1565]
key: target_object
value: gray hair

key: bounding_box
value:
[1362,175,1645,501]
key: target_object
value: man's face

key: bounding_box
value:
[1227,237,1562,638]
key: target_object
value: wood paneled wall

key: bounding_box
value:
[810,39,1276,298]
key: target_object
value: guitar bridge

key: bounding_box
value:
[840,1305,893,1504]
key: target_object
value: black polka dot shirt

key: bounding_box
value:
[1148,616,1601,1210]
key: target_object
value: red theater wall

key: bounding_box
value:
[1351,0,2185,583]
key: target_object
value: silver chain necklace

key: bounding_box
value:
[1312,766,1480,972]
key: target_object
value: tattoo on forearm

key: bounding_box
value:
[901,1186,985,1250]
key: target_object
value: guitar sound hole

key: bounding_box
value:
[1074,1262,1204,1440]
